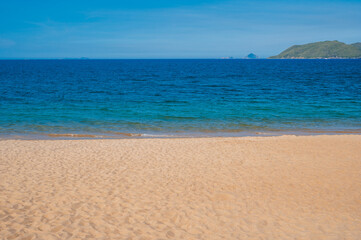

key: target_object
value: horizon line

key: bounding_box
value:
[0,58,269,60]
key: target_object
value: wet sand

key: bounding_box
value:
[0,135,361,239]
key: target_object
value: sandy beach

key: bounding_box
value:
[0,135,360,239]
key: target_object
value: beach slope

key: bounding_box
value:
[1,135,361,239]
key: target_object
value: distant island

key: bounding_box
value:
[245,53,258,59]
[269,40,361,59]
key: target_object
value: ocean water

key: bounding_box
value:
[0,59,360,138]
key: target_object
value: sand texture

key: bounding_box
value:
[0,135,361,239]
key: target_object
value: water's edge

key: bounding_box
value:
[1,129,361,140]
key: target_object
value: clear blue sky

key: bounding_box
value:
[1,0,360,58]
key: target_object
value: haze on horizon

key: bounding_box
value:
[1,0,361,59]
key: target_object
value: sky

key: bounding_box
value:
[0,0,361,58]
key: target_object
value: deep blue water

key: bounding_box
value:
[0,59,360,137]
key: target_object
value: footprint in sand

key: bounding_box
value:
[166,230,175,238]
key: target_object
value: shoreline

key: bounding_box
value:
[1,129,361,140]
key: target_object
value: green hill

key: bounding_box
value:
[351,42,361,51]
[269,41,361,59]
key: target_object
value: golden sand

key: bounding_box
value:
[0,135,360,239]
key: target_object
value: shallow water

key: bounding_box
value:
[0,59,360,137]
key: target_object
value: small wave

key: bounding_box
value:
[159,115,198,120]
[163,100,189,104]
[46,133,97,138]
[302,129,361,134]
[111,132,142,137]
[141,134,176,138]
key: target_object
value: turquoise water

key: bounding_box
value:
[0,59,360,138]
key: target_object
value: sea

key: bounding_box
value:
[0,59,360,139]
